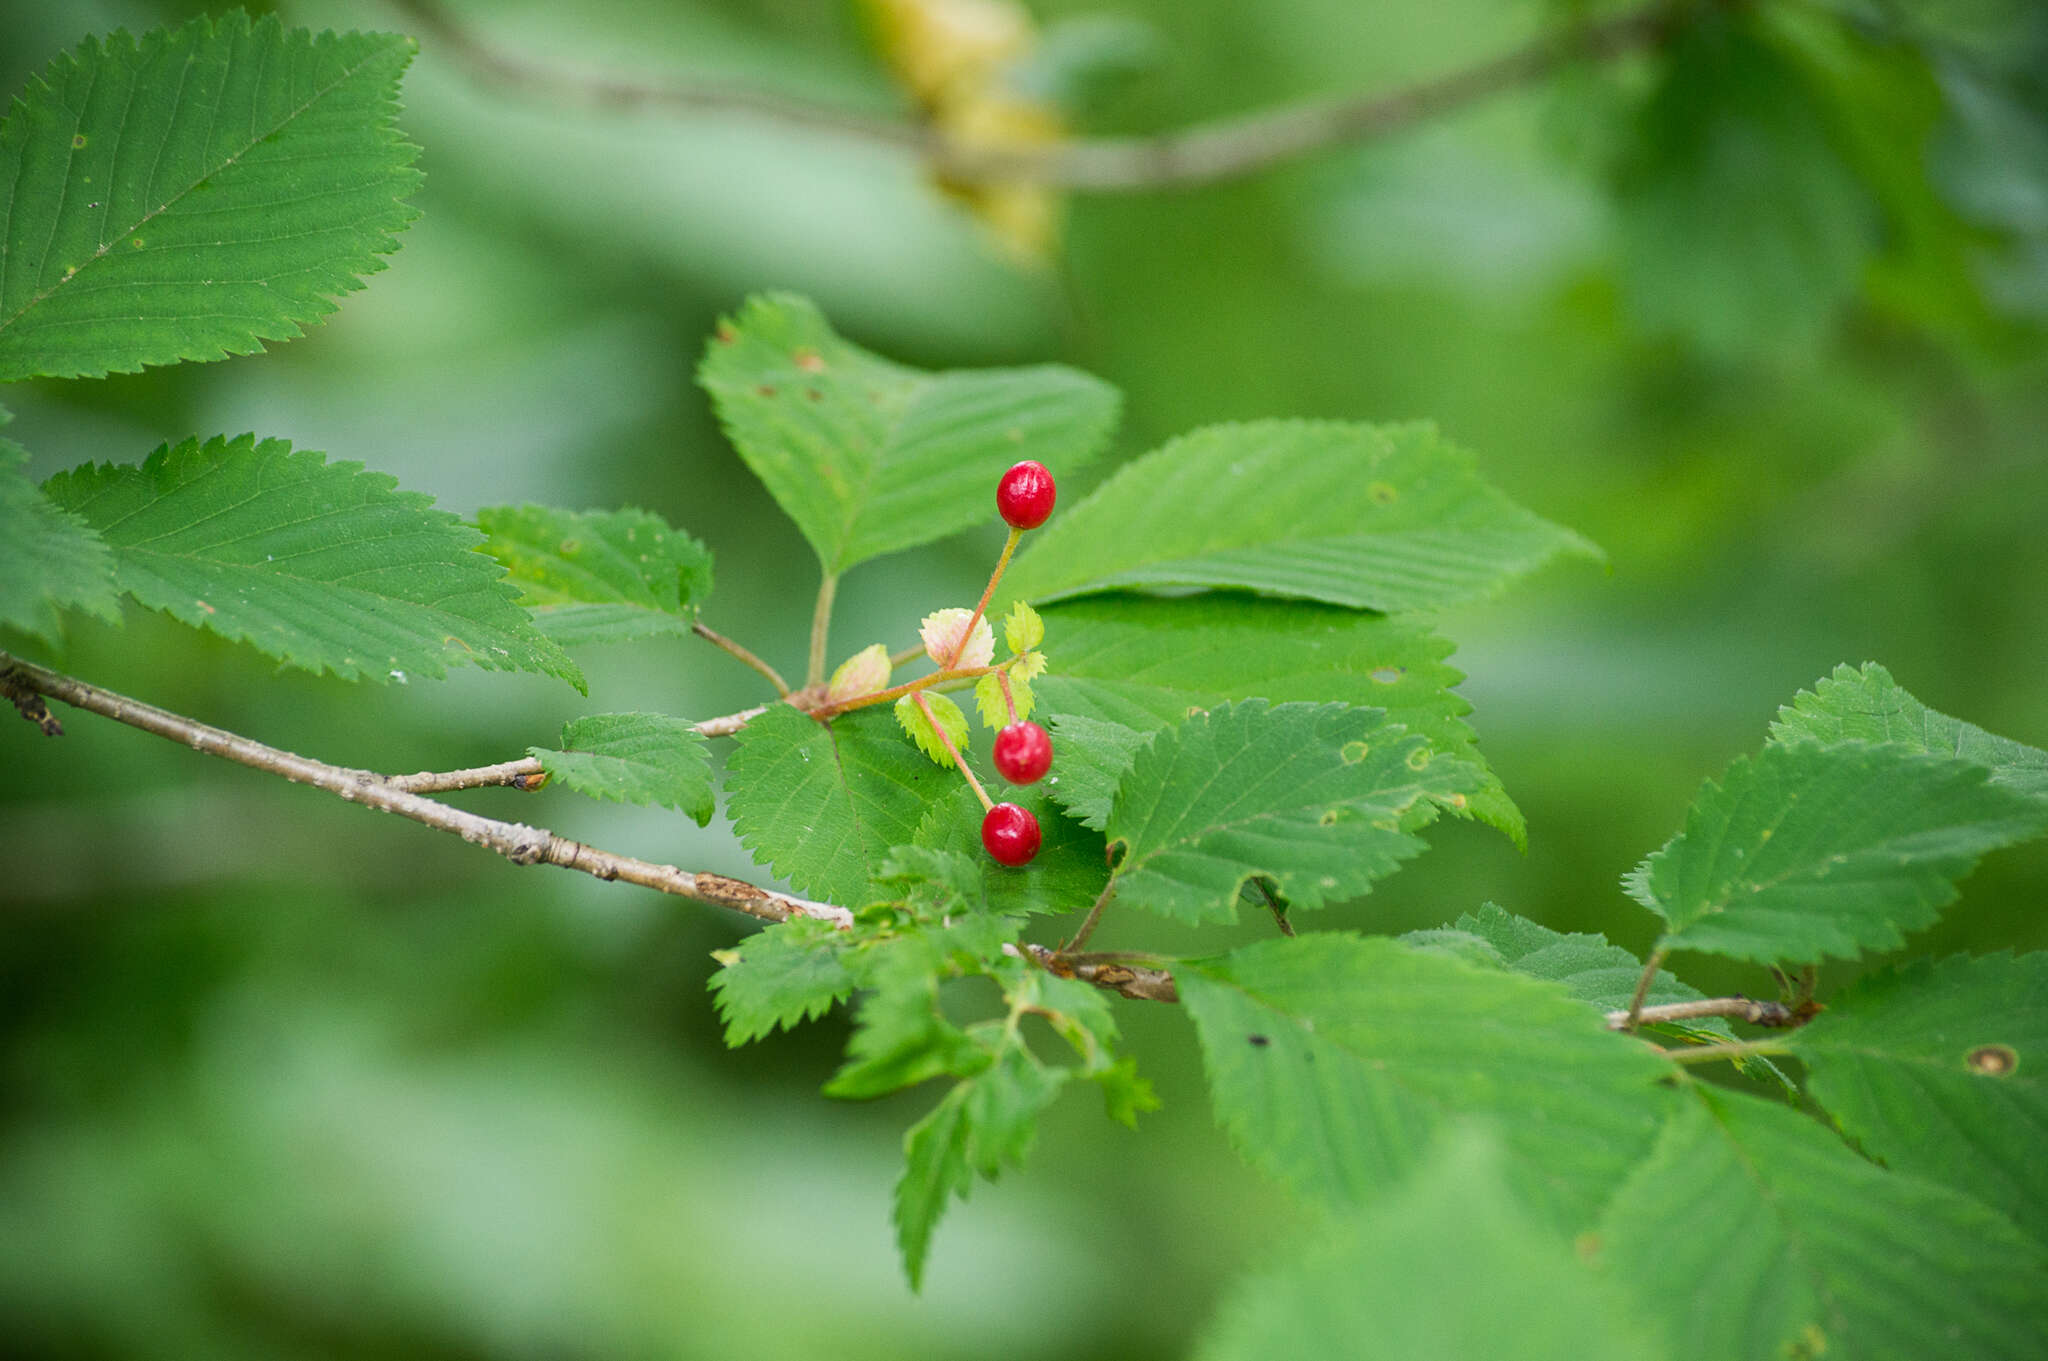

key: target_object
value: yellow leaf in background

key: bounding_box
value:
[861,0,1066,262]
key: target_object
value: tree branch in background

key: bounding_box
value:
[693,620,792,697]
[388,0,1690,191]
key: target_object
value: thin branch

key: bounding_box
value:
[693,620,791,697]
[394,0,1690,191]
[383,756,548,793]
[1062,879,1117,953]
[808,662,997,720]
[1606,996,1797,1031]
[1657,1038,1794,1067]
[808,572,838,689]
[1623,947,1668,1029]
[0,653,846,928]
[1023,943,1178,1003]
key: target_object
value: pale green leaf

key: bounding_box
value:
[1197,1130,1667,1361]
[972,668,1036,729]
[530,712,715,824]
[0,14,421,381]
[1772,662,2048,803]
[1600,1085,2048,1361]
[1179,935,1673,1228]
[1002,599,1043,655]
[1634,741,2048,964]
[1032,594,1523,843]
[475,505,712,647]
[1001,420,1598,613]
[725,703,952,906]
[697,293,1118,574]
[41,435,582,689]
[0,436,117,644]
[1106,700,1485,925]
[895,690,969,768]
[1792,952,2048,1249]
[708,916,856,1045]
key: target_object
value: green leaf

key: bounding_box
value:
[1771,662,2048,803]
[0,14,421,381]
[697,293,1118,575]
[1792,952,2048,1250]
[895,1036,1068,1290]
[1043,713,1152,831]
[0,436,117,644]
[530,713,715,825]
[1000,420,1597,613]
[895,690,969,768]
[1106,700,1484,925]
[1446,902,1793,1091]
[826,934,986,1102]
[41,435,583,690]
[1196,1130,1667,1361]
[708,916,856,1045]
[1032,594,1524,844]
[1600,1085,2048,1361]
[1633,742,2048,964]
[1181,936,1672,1228]
[475,505,713,647]
[1613,16,1878,357]
[725,703,953,907]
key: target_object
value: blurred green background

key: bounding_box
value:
[3,0,2045,1355]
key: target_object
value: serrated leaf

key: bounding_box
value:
[1196,1130,1667,1361]
[0,436,118,644]
[1633,742,2048,964]
[1446,902,1792,1091]
[41,435,582,689]
[0,14,421,381]
[895,1040,1068,1291]
[895,690,970,768]
[697,293,1118,575]
[475,505,712,647]
[1002,599,1043,654]
[1106,700,1485,925]
[1600,1085,2048,1361]
[530,713,715,824]
[726,703,953,906]
[828,933,986,1101]
[1043,713,1152,831]
[914,781,1108,915]
[708,916,856,1045]
[1032,594,1524,844]
[1772,662,2048,803]
[1792,952,2048,1249]
[1000,420,1597,613]
[1179,935,1672,1228]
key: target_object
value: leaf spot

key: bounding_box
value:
[755,384,777,398]
[1340,740,1370,764]
[1967,1044,2018,1077]
[1247,1033,1270,1048]
[1370,666,1404,684]
[195,598,215,614]
[1368,481,1398,505]
[1405,746,1431,770]
[792,347,825,372]
[71,133,87,148]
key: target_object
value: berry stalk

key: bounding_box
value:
[915,691,992,812]
[947,524,1022,669]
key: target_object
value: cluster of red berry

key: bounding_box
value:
[976,461,1058,866]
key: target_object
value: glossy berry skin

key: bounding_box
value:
[981,803,1042,867]
[993,721,1053,785]
[996,460,1057,530]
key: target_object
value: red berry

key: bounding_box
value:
[993,721,1053,784]
[981,802,1042,866]
[996,460,1057,530]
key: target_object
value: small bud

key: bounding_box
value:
[920,608,995,670]
[827,643,893,703]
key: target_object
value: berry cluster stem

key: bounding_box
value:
[946,525,1022,669]
[997,669,1020,724]
[809,664,999,720]
[916,691,992,811]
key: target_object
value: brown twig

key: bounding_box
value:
[382,756,548,793]
[693,620,791,697]
[1622,947,1668,1029]
[1605,996,1798,1031]
[1,652,846,928]
[1023,944,1178,1003]
[392,0,1688,192]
